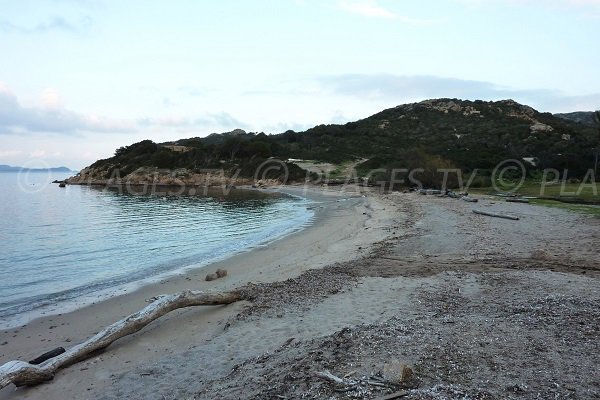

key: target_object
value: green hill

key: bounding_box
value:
[555,111,599,127]
[72,99,599,187]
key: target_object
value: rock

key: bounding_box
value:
[205,273,218,281]
[216,268,228,278]
[58,182,66,188]
[382,361,414,385]
[529,122,554,134]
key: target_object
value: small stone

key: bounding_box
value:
[382,361,413,385]
[216,268,228,278]
[205,273,218,281]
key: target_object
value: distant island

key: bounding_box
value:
[0,165,74,173]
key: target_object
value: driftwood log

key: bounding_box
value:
[473,209,520,221]
[506,198,530,204]
[0,290,242,389]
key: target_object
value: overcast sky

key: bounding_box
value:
[1,0,599,169]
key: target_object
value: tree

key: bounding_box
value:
[222,137,243,161]
[594,111,600,180]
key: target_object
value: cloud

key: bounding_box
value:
[337,0,441,24]
[29,149,61,158]
[338,0,396,18]
[455,0,600,10]
[177,86,208,97]
[0,84,247,136]
[318,74,521,99]
[540,0,600,6]
[138,112,246,130]
[0,149,24,158]
[317,74,600,112]
[0,16,91,34]
[567,0,600,4]
[40,88,63,109]
[538,93,600,112]
[0,88,134,135]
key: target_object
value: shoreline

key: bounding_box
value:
[0,185,316,331]
[0,184,397,400]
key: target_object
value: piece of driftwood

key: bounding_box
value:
[473,209,520,221]
[315,370,345,384]
[506,198,529,204]
[28,347,66,365]
[375,390,409,400]
[0,290,241,389]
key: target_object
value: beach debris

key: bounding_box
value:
[205,269,228,281]
[28,347,65,365]
[473,209,520,220]
[314,370,345,384]
[205,273,218,281]
[374,390,409,400]
[461,196,478,203]
[506,198,530,204]
[216,268,228,278]
[419,189,442,195]
[0,290,242,389]
[314,367,413,396]
[382,361,414,386]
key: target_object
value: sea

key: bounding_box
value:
[0,171,314,329]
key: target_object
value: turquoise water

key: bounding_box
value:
[0,172,313,328]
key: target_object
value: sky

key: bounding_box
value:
[1,0,599,169]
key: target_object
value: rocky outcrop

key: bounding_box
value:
[417,100,482,116]
[530,122,554,134]
[66,166,280,188]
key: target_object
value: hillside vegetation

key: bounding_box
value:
[71,99,599,187]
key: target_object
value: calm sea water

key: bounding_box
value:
[0,171,314,328]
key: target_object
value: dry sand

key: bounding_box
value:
[1,187,599,399]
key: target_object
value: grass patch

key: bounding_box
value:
[328,161,352,180]
[530,199,600,218]
[471,180,599,202]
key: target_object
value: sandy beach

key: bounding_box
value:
[0,185,398,399]
[1,186,599,399]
